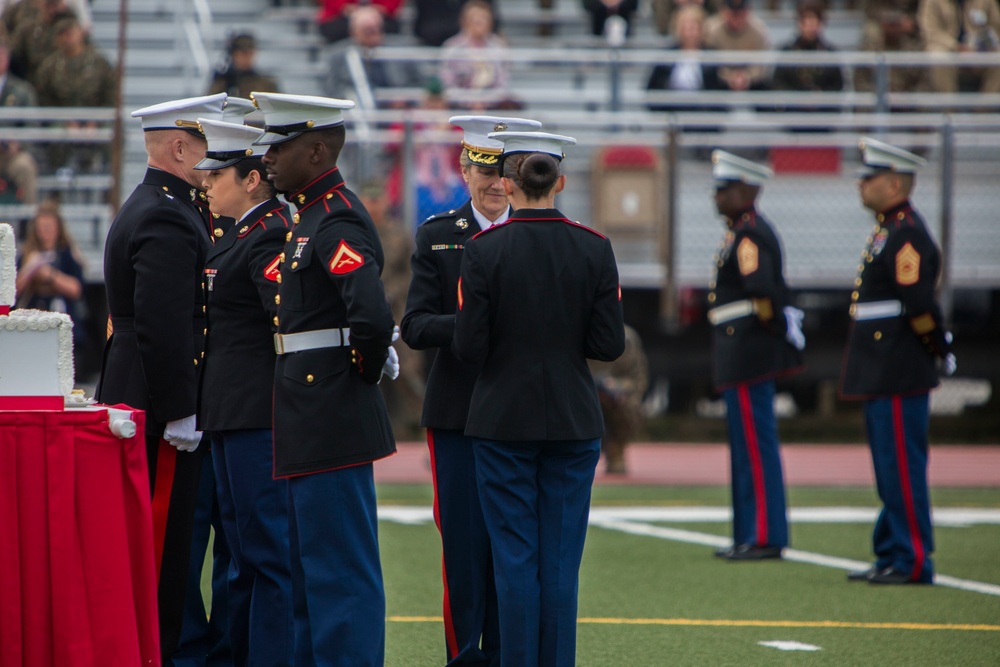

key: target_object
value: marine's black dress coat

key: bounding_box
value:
[840,201,949,398]
[198,198,290,430]
[453,208,625,441]
[709,208,803,390]
[401,199,487,430]
[97,167,209,429]
[272,168,396,477]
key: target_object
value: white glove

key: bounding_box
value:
[381,345,400,381]
[163,414,202,452]
[391,325,400,343]
[783,306,806,351]
[944,353,957,377]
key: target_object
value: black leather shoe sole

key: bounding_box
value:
[720,544,783,560]
[868,567,932,585]
[847,566,877,582]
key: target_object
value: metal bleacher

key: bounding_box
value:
[42,0,994,286]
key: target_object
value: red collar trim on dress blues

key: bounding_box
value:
[876,200,915,228]
[727,207,757,230]
[287,167,346,213]
[238,199,289,237]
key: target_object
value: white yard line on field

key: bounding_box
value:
[378,505,1000,597]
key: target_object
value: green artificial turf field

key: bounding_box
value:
[205,484,1000,666]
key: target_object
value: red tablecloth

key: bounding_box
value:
[0,407,160,667]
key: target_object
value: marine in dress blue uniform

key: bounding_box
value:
[706,151,805,561]
[401,115,541,667]
[254,92,396,666]
[842,138,954,585]
[175,97,261,667]
[194,117,294,664]
[453,130,625,667]
[95,93,228,665]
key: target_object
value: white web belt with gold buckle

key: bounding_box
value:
[274,327,351,355]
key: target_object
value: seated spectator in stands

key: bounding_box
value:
[316,0,402,44]
[0,141,37,203]
[8,0,68,83]
[324,5,422,104]
[413,0,499,47]
[652,0,719,36]
[860,0,919,51]
[207,32,279,98]
[0,34,38,204]
[703,0,772,91]
[34,11,116,170]
[646,6,723,112]
[582,0,640,38]
[0,33,35,107]
[440,0,510,104]
[773,0,844,95]
[855,7,930,95]
[919,0,1000,94]
[14,200,86,335]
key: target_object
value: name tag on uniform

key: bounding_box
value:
[431,244,464,251]
[204,268,218,292]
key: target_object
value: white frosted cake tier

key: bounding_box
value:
[0,223,14,308]
[0,309,75,398]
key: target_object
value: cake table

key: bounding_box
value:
[0,405,160,667]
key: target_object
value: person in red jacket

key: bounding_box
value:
[316,0,402,43]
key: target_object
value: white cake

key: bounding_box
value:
[0,222,76,408]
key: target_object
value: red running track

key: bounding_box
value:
[374,442,1000,487]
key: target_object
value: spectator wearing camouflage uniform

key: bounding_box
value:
[207,32,279,99]
[0,34,38,203]
[34,11,116,170]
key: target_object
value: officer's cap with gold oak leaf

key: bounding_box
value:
[131,93,228,137]
[250,92,355,145]
[449,115,543,168]
[711,150,773,188]
[858,136,926,178]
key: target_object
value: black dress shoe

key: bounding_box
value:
[714,545,733,558]
[720,544,783,560]
[847,566,878,582]
[868,567,931,585]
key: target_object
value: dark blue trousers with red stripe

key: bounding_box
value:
[864,394,934,582]
[211,429,293,667]
[722,380,789,549]
[428,429,500,667]
[286,463,385,667]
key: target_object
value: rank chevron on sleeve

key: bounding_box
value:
[329,240,364,275]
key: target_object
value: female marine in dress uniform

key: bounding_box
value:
[402,114,541,667]
[194,117,293,664]
[453,130,625,667]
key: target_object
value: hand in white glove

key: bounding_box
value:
[391,325,400,343]
[381,345,400,381]
[783,306,806,351]
[943,353,957,377]
[163,414,202,452]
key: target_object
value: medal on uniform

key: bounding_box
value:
[293,237,310,259]
[871,228,889,256]
[204,268,218,292]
